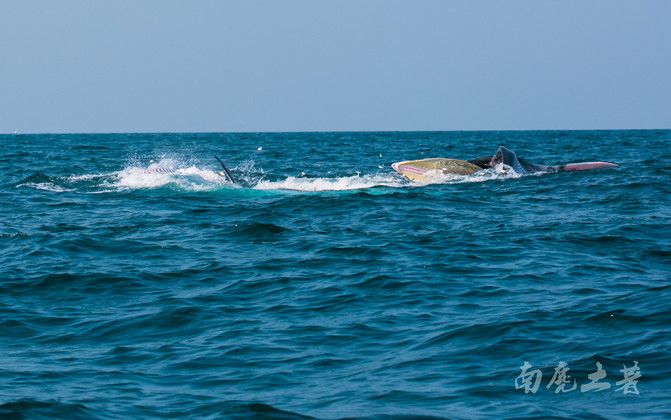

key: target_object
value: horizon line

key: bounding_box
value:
[2,127,669,136]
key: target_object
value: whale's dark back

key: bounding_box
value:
[491,146,556,174]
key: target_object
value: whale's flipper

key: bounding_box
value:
[214,155,235,184]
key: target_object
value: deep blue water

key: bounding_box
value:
[1,130,670,419]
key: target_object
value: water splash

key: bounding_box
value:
[112,158,233,191]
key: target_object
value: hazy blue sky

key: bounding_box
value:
[2,0,669,133]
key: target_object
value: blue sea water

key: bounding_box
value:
[0,130,670,419]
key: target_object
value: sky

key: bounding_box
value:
[1,0,670,133]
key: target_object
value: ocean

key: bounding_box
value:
[1,130,669,419]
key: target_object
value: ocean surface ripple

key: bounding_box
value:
[1,131,670,419]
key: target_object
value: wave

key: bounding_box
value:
[14,173,74,192]
[0,399,97,420]
[16,182,74,192]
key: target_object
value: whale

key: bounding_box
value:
[470,146,618,174]
[392,146,618,181]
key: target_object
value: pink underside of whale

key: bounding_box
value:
[561,162,618,171]
[397,165,426,174]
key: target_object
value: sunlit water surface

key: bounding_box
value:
[1,130,669,419]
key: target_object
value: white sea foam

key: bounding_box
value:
[253,168,526,192]
[66,173,114,182]
[17,182,73,192]
[113,158,232,191]
[254,174,405,192]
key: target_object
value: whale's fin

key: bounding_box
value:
[491,146,528,174]
[214,155,235,184]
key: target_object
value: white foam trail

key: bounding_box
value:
[17,183,73,192]
[253,165,530,192]
[254,174,405,192]
[66,173,114,182]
